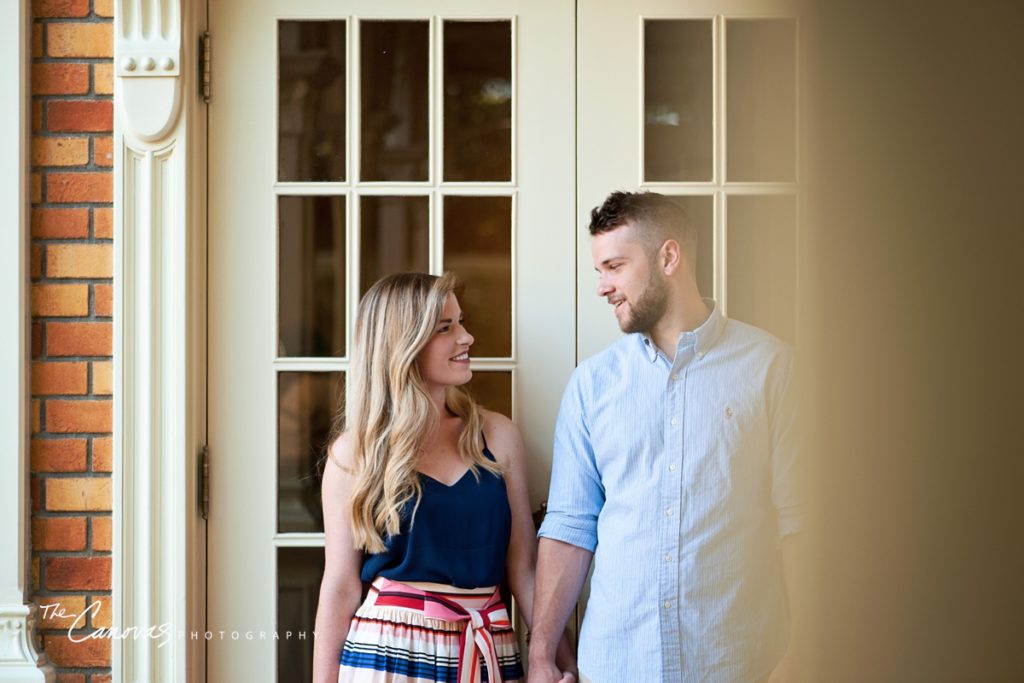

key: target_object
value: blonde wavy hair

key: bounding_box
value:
[336,272,502,553]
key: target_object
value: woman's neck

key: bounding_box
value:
[425,384,447,414]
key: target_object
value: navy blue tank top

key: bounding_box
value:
[359,444,511,588]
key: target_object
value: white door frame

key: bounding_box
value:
[111,0,208,682]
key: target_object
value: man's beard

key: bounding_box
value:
[620,272,669,334]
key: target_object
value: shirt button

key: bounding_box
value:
[669,464,676,471]
[671,373,679,381]
[664,601,672,610]
[670,418,678,426]
[665,554,672,562]
[666,508,673,516]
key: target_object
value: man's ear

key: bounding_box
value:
[660,239,682,276]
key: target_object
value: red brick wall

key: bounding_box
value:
[30,0,114,680]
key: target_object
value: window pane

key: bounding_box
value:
[360,21,429,181]
[278,371,343,533]
[359,195,430,295]
[443,21,512,182]
[443,196,512,358]
[278,21,345,182]
[727,19,797,182]
[727,195,797,344]
[278,196,346,357]
[666,195,714,298]
[644,20,713,182]
[465,371,512,419]
[277,547,324,683]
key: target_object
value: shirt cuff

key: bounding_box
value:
[537,513,598,553]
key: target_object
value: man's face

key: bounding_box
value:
[591,222,669,334]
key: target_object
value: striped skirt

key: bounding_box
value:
[339,577,524,683]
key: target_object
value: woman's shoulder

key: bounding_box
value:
[327,431,357,474]
[479,409,523,466]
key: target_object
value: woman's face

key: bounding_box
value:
[417,293,474,389]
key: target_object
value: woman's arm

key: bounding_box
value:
[483,411,578,679]
[311,433,365,683]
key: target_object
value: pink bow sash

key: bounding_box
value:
[371,577,513,683]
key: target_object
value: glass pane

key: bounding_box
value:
[443,21,512,182]
[360,21,429,181]
[443,196,512,358]
[727,19,797,182]
[278,21,346,182]
[465,371,512,419]
[666,195,714,298]
[279,196,346,357]
[727,195,796,344]
[277,547,325,683]
[644,20,713,182]
[359,195,430,294]
[278,371,343,533]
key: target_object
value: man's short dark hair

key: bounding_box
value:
[589,191,696,266]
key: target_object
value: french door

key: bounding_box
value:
[578,0,799,358]
[208,1,574,681]
[208,1,797,681]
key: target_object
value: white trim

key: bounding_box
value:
[113,0,207,681]
[0,0,55,680]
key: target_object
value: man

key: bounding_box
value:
[529,192,802,683]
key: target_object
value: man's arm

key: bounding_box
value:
[528,538,592,683]
[530,368,603,683]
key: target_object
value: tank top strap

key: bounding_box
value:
[480,430,495,461]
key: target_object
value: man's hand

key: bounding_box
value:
[527,659,577,683]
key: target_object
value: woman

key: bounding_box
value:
[312,272,576,683]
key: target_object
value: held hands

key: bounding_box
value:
[527,662,576,683]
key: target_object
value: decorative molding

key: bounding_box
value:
[0,0,56,680]
[114,0,207,681]
[0,607,48,677]
[115,0,183,142]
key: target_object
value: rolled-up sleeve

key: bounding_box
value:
[770,348,804,537]
[538,367,604,552]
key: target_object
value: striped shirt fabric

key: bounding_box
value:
[538,300,802,683]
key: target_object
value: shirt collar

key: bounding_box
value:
[638,298,725,363]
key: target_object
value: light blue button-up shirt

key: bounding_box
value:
[539,301,802,683]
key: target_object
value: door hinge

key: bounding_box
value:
[200,444,210,520]
[199,31,211,104]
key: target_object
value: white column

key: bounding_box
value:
[0,0,56,681]
[113,1,207,682]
